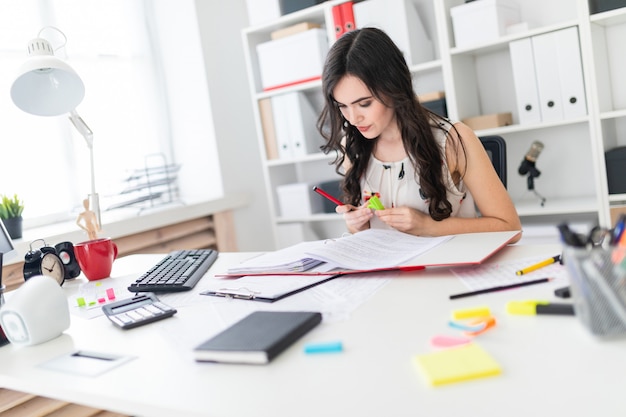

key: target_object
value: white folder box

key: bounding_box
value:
[257,29,329,91]
[271,92,321,160]
[532,31,564,122]
[554,27,587,119]
[509,38,542,124]
[450,0,520,48]
[354,0,433,66]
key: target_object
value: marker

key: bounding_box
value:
[449,278,553,300]
[611,214,626,245]
[304,341,343,354]
[515,255,561,275]
[312,186,343,206]
[506,300,575,316]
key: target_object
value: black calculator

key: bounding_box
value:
[102,293,177,329]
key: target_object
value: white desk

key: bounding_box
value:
[1,245,626,417]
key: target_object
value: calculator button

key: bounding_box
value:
[144,304,163,315]
[126,310,145,321]
[114,314,134,325]
[153,302,173,312]
[109,316,129,327]
[134,307,155,318]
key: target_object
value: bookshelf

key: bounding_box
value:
[242,0,626,248]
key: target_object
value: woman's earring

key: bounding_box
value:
[343,119,349,129]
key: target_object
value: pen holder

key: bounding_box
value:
[564,246,626,338]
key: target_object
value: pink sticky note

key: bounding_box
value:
[106,288,116,300]
[430,335,472,349]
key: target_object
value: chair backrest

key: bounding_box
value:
[479,135,507,188]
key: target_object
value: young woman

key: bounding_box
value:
[317,27,521,241]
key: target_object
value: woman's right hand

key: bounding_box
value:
[336,204,373,233]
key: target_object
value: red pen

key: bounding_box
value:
[313,186,344,206]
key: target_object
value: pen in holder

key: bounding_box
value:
[564,246,626,338]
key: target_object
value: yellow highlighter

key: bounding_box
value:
[506,300,575,316]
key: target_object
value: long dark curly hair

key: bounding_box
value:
[317,27,465,221]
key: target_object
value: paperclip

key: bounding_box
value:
[448,320,486,332]
[463,316,496,336]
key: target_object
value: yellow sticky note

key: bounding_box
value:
[413,343,501,386]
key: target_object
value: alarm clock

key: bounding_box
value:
[23,239,66,286]
[55,241,81,281]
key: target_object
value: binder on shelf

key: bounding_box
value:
[554,27,587,119]
[271,92,321,160]
[270,94,293,159]
[532,31,564,122]
[332,4,344,39]
[531,27,587,123]
[509,38,542,125]
[258,98,279,160]
[340,1,355,34]
[353,0,433,66]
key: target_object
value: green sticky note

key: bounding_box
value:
[76,297,86,307]
[367,195,385,210]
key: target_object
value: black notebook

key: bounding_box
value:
[194,311,322,364]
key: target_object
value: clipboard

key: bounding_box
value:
[200,274,339,303]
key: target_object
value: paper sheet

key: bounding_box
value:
[451,255,569,290]
[305,229,451,270]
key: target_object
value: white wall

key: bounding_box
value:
[194,0,274,251]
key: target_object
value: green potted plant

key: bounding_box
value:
[0,194,25,239]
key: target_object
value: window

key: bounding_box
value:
[0,0,222,229]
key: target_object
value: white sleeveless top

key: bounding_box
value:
[360,122,476,229]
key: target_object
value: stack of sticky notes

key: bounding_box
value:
[413,343,501,387]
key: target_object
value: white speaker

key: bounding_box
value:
[0,275,70,346]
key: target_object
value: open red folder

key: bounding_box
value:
[216,230,521,278]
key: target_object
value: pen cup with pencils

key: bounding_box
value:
[563,246,626,338]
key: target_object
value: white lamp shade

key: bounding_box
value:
[10,47,85,117]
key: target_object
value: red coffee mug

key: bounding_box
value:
[74,238,118,281]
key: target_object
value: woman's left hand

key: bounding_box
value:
[375,206,432,235]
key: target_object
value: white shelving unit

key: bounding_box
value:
[242,0,626,249]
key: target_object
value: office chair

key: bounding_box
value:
[479,135,507,188]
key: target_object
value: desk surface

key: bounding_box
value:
[1,244,625,417]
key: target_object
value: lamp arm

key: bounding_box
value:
[68,110,100,227]
[69,110,93,148]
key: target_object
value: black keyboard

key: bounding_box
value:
[128,249,218,293]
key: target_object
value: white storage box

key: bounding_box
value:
[354,0,433,66]
[277,183,324,217]
[450,0,520,49]
[257,28,329,91]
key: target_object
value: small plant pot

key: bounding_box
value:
[3,216,23,239]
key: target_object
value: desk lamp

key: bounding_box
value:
[10,27,101,227]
